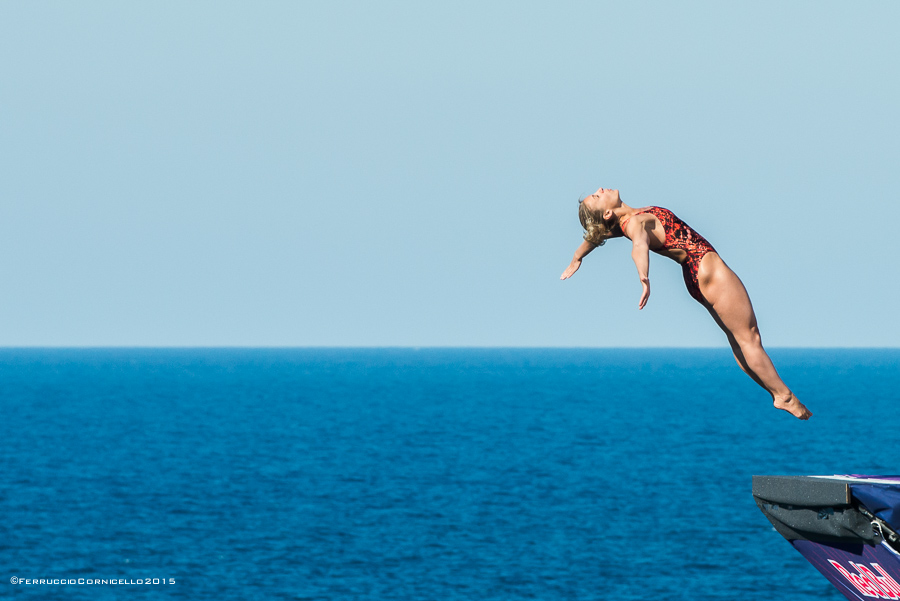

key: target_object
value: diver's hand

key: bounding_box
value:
[638,278,650,309]
[560,259,581,280]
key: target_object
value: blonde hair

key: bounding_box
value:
[578,197,620,246]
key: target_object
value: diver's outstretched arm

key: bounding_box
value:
[560,240,597,280]
[630,227,651,309]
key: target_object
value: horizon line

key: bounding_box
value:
[0,345,898,350]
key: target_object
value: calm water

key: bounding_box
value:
[1,348,899,600]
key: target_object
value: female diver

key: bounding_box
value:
[561,187,812,420]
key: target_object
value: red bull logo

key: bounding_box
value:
[828,560,900,599]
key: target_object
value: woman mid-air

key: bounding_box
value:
[561,187,812,420]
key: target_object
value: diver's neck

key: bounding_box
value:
[613,203,634,219]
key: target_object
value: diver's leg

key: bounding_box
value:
[697,254,812,420]
[692,263,767,388]
[723,326,767,390]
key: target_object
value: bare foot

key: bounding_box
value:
[774,392,812,420]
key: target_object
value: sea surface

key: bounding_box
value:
[1,348,899,600]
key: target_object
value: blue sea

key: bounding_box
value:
[2,348,899,600]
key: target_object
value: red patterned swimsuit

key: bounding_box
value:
[621,206,716,304]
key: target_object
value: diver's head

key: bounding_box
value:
[578,187,621,246]
[583,188,621,215]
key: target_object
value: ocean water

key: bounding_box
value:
[1,348,899,600]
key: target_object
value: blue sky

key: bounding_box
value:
[1,1,898,346]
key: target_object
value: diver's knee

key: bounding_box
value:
[735,326,762,350]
